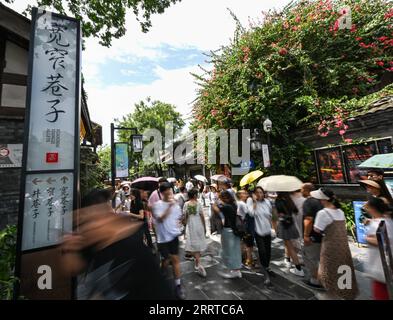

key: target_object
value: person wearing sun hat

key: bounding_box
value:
[359,179,393,207]
[311,188,358,300]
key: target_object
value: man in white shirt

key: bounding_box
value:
[185,179,194,191]
[152,182,185,300]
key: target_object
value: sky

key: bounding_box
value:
[10,0,291,144]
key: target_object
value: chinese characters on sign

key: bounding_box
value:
[20,9,80,251]
[22,173,73,251]
[26,11,78,171]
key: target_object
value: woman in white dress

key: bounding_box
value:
[183,188,207,277]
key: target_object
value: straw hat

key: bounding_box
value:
[358,179,381,189]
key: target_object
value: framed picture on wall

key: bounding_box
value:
[316,147,345,184]
[343,142,378,183]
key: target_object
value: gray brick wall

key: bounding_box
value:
[0,118,24,230]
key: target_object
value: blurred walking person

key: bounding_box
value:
[152,182,186,300]
[312,188,358,300]
[61,189,174,300]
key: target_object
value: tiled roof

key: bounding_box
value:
[356,95,393,117]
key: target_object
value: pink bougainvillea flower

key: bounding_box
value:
[350,24,357,33]
[367,77,374,82]
[292,26,299,31]
[343,124,349,130]
[335,120,343,127]
[333,19,339,32]
[283,21,289,29]
[211,109,218,116]
[376,60,385,66]
[355,37,362,41]
[344,138,353,143]
[279,48,288,55]
[386,67,393,72]
[295,15,301,23]
[385,8,393,19]
[339,129,346,136]
[377,36,389,42]
[319,131,329,137]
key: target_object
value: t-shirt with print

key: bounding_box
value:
[152,200,182,244]
[314,208,345,232]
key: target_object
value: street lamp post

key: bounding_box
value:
[250,117,273,168]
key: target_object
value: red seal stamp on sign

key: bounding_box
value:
[46,152,59,163]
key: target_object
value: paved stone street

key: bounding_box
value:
[169,207,372,300]
[178,236,317,300]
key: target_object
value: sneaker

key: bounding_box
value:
[289,267,305,277]
[219,270,242,279]
[243,260,253,270]
[284,259,292,268]
[197,265,207,278]
[175,285,186,300]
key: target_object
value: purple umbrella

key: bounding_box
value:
[131,177,159,191]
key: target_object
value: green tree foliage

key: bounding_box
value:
[97,145,112,179]
[80,147,106,198]
[115,98,185,175]
[192,0,393,179]
[0,225,17,300]
[6,0,181,47]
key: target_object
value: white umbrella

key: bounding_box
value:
[167,177,177,183]
[210,174,226,181]
[194,175,208,183]
[257,175,303,192]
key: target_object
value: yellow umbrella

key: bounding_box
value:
[240,170,264,187]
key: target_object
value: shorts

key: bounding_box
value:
[242,233,255,247]
[157,237,179,259]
